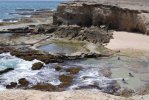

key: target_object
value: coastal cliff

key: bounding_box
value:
[53,1,149,35]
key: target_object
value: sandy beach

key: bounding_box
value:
[106,31,149,53]
[0,90,129,100]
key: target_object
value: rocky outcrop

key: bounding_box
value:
[54,25,112,43]
[53,1,149,35]
[32,62,44,70]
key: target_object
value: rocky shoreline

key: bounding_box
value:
[0,0,149,99]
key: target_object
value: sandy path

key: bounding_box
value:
[0,90,129,100]
[106,31,149,52]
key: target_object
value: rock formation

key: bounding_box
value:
[53,0,149,35]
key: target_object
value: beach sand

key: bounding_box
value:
[0,90,129,100]
[106,31,149,51]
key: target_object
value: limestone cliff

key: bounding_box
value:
[53,1,149,35]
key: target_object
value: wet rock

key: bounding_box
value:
[120,88,135,97]
[6,82,17,89]
[55,64,63,71]
[0,68,14,75]
[18,78,29,87]
[31,84,56,91]
[58,74,73,88]
[66,67,81,74]
[32,62,44,70]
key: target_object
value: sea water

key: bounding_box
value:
[0,1,64,20]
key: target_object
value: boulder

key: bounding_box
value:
[6,82,17,89]
[55,64,63,71]
[31,62,44,70]
[18,78,29,87]
[58,74,73,88]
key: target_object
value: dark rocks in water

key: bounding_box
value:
[0,68,14,75]
[18,78,29,87]
[120,88,134,97]
[31,84,56,91]
[66,67,81,75]
[58,74,73,88]
[32,62,44,70]
[55,64,63,71]
[6,82,17,89]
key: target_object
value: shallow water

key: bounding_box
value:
[66,56,149,90]
[0,52,148,92]
[0,53,115,92]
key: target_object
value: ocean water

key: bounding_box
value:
[0,1,64,20]
[0,53,115,91]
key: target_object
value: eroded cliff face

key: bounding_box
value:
[53,2,149,35]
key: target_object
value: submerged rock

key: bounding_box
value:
[58,74,73,88]
[55,64,63,71]
[66,67,81,75]
[18,78,29,87]
[32,62,44,70]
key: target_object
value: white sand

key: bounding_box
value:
[0,90,129,100]
[106,31,149,52]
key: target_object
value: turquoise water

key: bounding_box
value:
[0,1,63,20]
